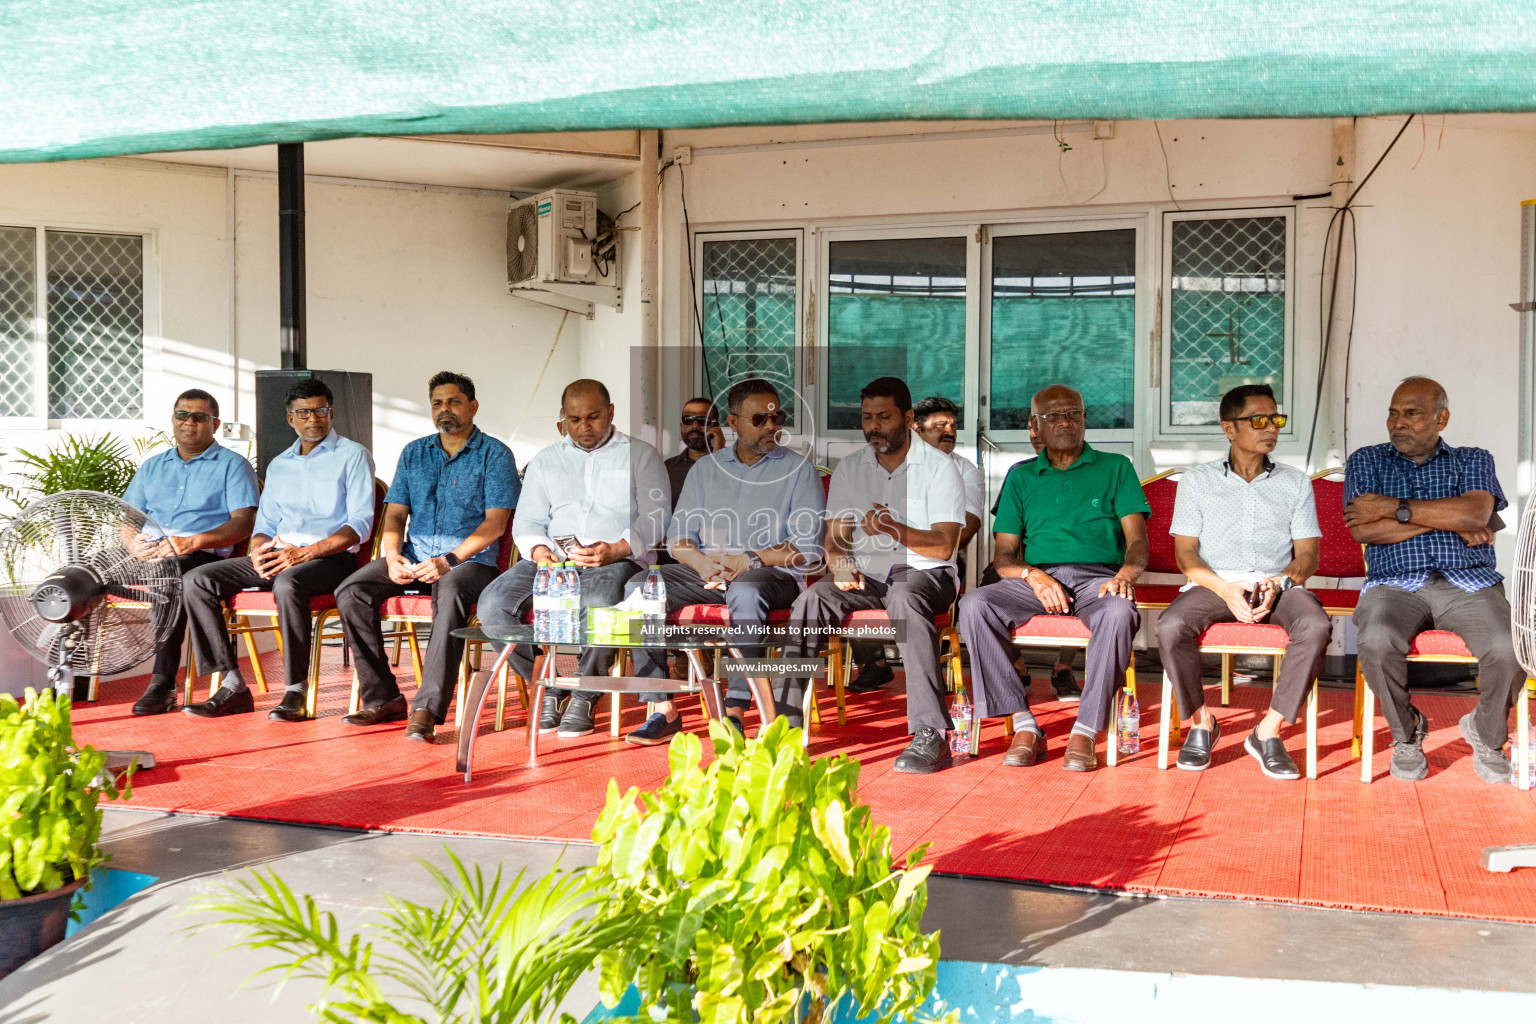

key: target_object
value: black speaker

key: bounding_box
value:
[254,370,373,479]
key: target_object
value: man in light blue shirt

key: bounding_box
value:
[624,378,826,747]
[124,388,259,716]
[182,378,376,722]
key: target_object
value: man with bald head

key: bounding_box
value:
[1346,376,1518,784]
[959,384,1150,771]
[477,378,670,738]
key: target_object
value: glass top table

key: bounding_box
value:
[453,625,759,650]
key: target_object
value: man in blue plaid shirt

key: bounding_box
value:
[1346,376,1519,784]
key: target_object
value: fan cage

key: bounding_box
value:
[507,203,539,283]
[1512,493,1536,678]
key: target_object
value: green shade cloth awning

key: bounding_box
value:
[3,0,1535,163]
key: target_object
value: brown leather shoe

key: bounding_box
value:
[404,709,436,743]
[1062,732,1098,772]
[1002,730,1044,767]
[343,695,408,726]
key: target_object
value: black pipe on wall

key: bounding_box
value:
[278,142,307,369]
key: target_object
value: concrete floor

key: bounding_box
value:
[0,808,1533,1022]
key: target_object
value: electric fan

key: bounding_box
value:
[0,490,183,769]
[1486,493,1536,871]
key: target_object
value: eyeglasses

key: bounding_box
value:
[289,406,333,421]
[1034,409,1085,425]
[749,410,788,429]
[1226,413,1288,430]
[173,410,213,424]
[681,414,719,427]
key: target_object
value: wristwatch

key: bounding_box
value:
[745,550,764,571]
[442,552,462,569]
[1395,498,1412,524]
[1277,576,1294,592]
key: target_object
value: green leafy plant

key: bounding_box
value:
[193,851,642,1024]
[0,434,139,514]
[590,719,953,1024]
[0,688,128,899]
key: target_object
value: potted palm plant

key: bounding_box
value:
[0,688,128,977]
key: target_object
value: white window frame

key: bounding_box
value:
[691,228,806,436]
[1159,205,1297,439]
[0,221,157,432]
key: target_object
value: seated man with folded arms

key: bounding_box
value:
[625,377,825,745]
[845,394,983,695]
[1346,376,1518,784]
[958,384,1149,772]
[476,379,669,738]
[335,371,519,742]
[182,379,376,721]
[126,389,259,716]
[1154,384,1329,780]
[790,377,966,774]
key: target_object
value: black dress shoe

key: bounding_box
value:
[183,687,255,719]
[1176,718,1221,771]
[1052,668,1083,702]
[893,727,953,774]
[268,690,310,722]
[847,661,895,693]
[132,683,178,716]
[1245,732,1301,780]
[343,695,408,726]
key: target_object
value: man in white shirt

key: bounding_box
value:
[1155,384,1330,780]
[476,379,670,738]
[788,377,966,774]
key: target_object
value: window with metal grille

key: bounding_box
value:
[0,225,145,422]
[698,234,799,427]
[1166,212,1289,428]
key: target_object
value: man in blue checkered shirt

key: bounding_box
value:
[1346,376,1519,784]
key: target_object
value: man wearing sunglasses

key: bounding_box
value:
[1155,384,1329,780]
[959,384,1149,772]
[181,378,376,721]
[664,397,726,511]
[124,389,259,716]
[790,377,966,774]
[624,377,825,745]
[1347,376,1518,784]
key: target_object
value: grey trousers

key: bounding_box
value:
[789,565,958,734]
[958,564,1139,733]
[1155,585,1331,724]
[475,558,644,698]
[1354,575,1523,748]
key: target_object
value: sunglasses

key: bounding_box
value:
[1226,413,1288,430]
[681,414,719,427]
[290,406,333,421]
[749,410,788,429]
[173,410,213,424]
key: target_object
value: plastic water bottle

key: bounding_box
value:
[549,563,569,642]
[641,565,666,641]
[567,563,583,640]
[1117,685,1141,755]
[532,562,551,642]
[1509,725,1536,787]
[949,690,973,758]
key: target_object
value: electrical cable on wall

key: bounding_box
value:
[1305,114,1415,469]
[509,309,570,445]
[674,160,722,406]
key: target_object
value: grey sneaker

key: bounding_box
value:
[1389,738,1429,781]
[1460,713,1511,785]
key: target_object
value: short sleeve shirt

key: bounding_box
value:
[123,441,259,557]
[827,433,966,580]
[949,450,985,521]
[992,443,1149,567]
[385,427,520,567]
[1169,457,1319,583]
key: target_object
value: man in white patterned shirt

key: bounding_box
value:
[1154,384,1330,780]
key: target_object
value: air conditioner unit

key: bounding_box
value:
[506,189,621,317]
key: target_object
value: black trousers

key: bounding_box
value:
[476,558,644,696]
[150,550,223,682]
[335,557,498,722]
[184,553,357,691]
[627,562,801,711]
[790,565,957,734]
[1154,585,1331,724]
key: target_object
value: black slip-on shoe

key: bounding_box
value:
[268,690,310,722]
[626,712,683,746]
[893,727,953,774]
[1244,732,1301,780]
[132,683,178,716]
[557,694,599,737]
[538,691,571,734]
[1176,718,1221,771]
[847,661,895,693]
[1052,668,1083,702]
[183,687,254,719]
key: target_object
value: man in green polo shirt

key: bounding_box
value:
[958,384,1150,772]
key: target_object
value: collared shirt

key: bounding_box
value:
[1169,456,1319,585]
[1345,439,1506,593]
[992,442,1150,567]
[949,450,985,521]
[385,427,520,567]
[254,429,377,552]
[123,441,259,557]
[668,444,826,574]
[513,428,670,567]
[665,448,704,511]
[827,432,966,580]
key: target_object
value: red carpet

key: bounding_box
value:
[70,647,1536,924]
